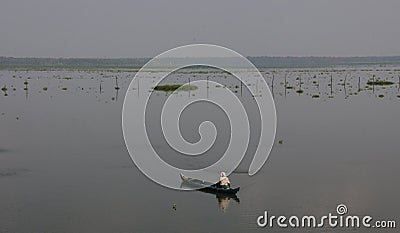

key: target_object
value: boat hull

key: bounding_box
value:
[180,174,240,194]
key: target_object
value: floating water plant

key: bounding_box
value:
[62,87,68,91]
[278,140,283,144]
[312,94,320,98]
[366,80,394,86]
[1,86,7,92]
[378,94,384,98]
[43,87,48,91]
[153,84,198,92]
[296,89,304,94]
[154,84,182,91]
[115,76,120,90]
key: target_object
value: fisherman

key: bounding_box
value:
[219,172,231,189]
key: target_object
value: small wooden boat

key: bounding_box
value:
[180,174,240,194]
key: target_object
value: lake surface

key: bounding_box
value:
[0,65,399,233]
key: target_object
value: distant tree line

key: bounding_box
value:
[1,56,400,68]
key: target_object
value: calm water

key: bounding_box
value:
[0,65,399,233]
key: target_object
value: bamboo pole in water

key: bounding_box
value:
[271,74,274,98]
[284,74,287,98]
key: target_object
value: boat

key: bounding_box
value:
[180,174,240,194]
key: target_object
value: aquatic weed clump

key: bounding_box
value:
[154,84,198,92]
[366,80,394,86]
[154,84,182,91]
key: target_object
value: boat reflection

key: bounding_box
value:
[180,182,240,212]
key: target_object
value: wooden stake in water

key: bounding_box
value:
[299,75,302,89]
[207,76,209,98]
[284,74,287,98]
[24,81,28,100]
[240,80,243,97]
[137,78,140,97]
[271,74,275,98]
[298,75,302,95]
[372,74,375,94]
[115,76,119,101]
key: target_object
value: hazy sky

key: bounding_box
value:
[1,0,400,58]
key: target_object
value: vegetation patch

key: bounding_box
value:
[366,80,394,86]
[154,84,198,92]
